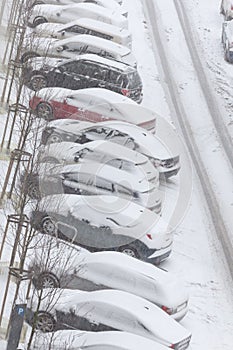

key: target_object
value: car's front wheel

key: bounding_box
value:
[36,102,54,120]
[35,311,56,332]
[27,181,41,199]
[118,245,139,258]
[21,52,38,63]
[33,16,47,27]
[30,74,47,91]
[34,272,60,289]
[47,133,63,144]
[41,216,57,236]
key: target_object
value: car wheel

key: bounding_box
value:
[47,133,63,144]
[34,272,60,289]
[33,16,47,27]
[36,102,53,120]
[21,52,38,63]
[41,216,57,236]
[118,246,139,258]
[30,75,47,91]
[35,311,56,332]
[27,182,41,199]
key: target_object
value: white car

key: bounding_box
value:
[21,34,136,66]
[33,19,132,48]
[28,3,128,29]
[26,162,162,212]
[26,289,192,348]
[41,120,179,178]
[222,20,233,62]
[220,0,233,20]
[29,330,168,350]
[38,140,159,185]
[30,87,155,132]
[29,0,128,17]
[30,194,172,264]
[29,241,188,320]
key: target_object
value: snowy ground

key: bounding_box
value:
[0,0,233,349]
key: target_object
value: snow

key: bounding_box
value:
[30,330,169,350]
[0,0,233,349]
[29,288,191,346]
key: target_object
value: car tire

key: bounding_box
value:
[34,272,60,289]
[27,181,41,200]
[21,52,38,63]
[118,245,139,258]
[41,216,57,236]
[36,102,54,120]
[30,74,47,91]
[33,16,47,28]
[47,133,63,144]
[35,311,56,332]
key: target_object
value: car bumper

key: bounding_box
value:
[145,245,172,265]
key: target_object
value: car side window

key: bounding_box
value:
[108,70,124,85]
[68,25,87,34]
[95,178,113,191]
[62,62,82,74]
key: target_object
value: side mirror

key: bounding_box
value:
[61,30,65,36]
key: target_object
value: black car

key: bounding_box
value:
[22,54,143,102]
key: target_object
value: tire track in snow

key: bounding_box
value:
[173,0,233,166]
[143,0,233,281]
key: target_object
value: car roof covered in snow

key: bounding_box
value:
[40,161,153,192]
[27,53,134,71]
[54,34,130,55]
[43,140,147,165]
[36,289,191,345]
[60,17,131,36]
[32,330,167,350]
[37,193,156,224]
[37,87,136,104]
[32,3,126,20]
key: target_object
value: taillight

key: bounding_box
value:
[161,305,173,315]
[231,5,233,10]
[121,88,130,96]
[170,345,175,349]
[146,234,152,240]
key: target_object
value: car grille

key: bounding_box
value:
[161,155,179,168]
[173,335,191,350]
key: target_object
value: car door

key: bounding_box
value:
[57,61,84,89]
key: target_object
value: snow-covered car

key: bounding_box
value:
[21,34,136,67]
[22,55,143,103]
[31,330,168,350]
[33,19,132,48]
[38,140,159,185]
[220,0,233,20]
[41,120,180,178]
[28,3,128,29]
[25,162,162,212]
[30,194,172,263]
[222,20,233,62]
[26,289,191,348]
[29,0,128,17]
[29,330,168,350]
[29,242,188,320]
[29,87,152,129]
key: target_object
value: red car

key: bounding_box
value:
[29,87,156,133]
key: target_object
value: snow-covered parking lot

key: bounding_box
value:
[0,0,233,349]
